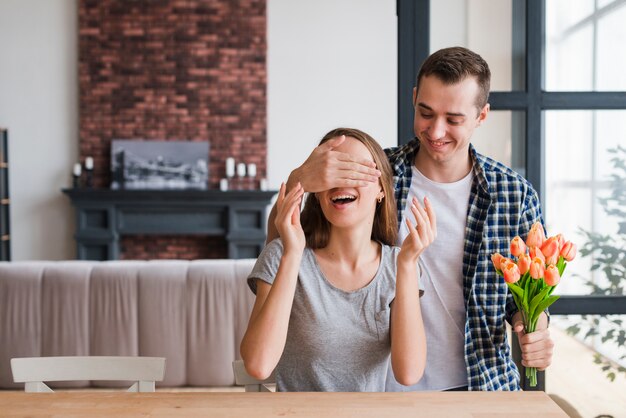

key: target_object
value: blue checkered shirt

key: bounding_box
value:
[385,138,543,391]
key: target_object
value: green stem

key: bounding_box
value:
[528,367,537,387]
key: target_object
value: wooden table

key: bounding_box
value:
[0,391,567,417]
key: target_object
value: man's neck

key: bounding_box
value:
[414,149,472,183]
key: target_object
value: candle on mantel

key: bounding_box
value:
[72,163,82,188]
[85,157,94,170]
[225,157,235,178]
[247,163,257,178]
[237,163,246,178]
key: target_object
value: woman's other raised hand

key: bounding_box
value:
[398,196,437,264]
[274,182,306,254]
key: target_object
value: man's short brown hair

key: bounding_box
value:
[416,46,491,112]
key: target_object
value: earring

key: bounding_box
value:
[377,195,383,203]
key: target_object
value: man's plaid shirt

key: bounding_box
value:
[385,138,543,391]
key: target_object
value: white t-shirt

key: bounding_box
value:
[386,165,473,391]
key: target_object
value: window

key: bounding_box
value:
[398,0,626,410]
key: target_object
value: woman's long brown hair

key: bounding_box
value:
[300,128,398,248]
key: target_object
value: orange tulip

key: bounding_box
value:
[554,233,565,252]
[529,257,545,279]
[503,261,521,284]
[529,246,545,263]
[544,265,561,286]
[560,241,577,262]
[500,257,514,271]
[541,236,560,265]
[510,236,527,258]
[491,253,505,271]
[526,222,546,248]
[517,253,531,275]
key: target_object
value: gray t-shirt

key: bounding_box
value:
[247,238,401,392]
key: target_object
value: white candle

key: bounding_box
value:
[219,178,229,191]
[237,162,246,178]
[225,157,235,177]
[73,163,82,176]
[247,163,257,178]
[260,178,268,191]
[85,156,94,170]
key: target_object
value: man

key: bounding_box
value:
[266,47,553,391]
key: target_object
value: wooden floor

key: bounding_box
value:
[547,326,626,418]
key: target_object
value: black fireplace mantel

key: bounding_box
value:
[63,188,276,260]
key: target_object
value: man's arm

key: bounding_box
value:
[266,135,381,242]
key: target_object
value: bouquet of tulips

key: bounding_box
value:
[491,222,577,387]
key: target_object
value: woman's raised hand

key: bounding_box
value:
[274,182,306,254]
[398,196,437,264]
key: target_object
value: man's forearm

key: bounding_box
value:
[267,168,306,243]
[266,202,279,244]
[286,167,302,191]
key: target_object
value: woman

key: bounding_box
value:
[240,128,436,391]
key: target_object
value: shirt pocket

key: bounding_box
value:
[374,308,391,342]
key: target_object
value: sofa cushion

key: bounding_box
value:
[0,259,256,389]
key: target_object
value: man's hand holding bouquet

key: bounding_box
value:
[491,222,577,387]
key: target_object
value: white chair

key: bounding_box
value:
[232,360,275,392]
[10,356,166,393]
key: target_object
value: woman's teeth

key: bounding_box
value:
[331,195,356,204]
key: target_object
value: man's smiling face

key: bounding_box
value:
[413,74,489,168]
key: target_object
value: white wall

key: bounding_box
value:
[0,0,78,260]
[267,0,397,189]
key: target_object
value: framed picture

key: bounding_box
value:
[111,140,209,189]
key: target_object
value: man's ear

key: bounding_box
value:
[412,87,417,107]
[477,103,490,126]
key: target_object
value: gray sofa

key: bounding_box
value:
[0,259,256,389]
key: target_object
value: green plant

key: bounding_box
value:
[566,145,626,381]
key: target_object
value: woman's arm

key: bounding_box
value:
[240,183,305,379]
[390,196,436,386]
[240,252,302,380]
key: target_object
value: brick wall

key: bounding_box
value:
[119,235,228,260]
[79,0,266,259]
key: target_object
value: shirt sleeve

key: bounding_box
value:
[247,238,284,294]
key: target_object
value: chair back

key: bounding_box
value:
[11,356,166,392]
[232,360,275,392]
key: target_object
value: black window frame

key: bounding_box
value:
[398,0,626,391]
